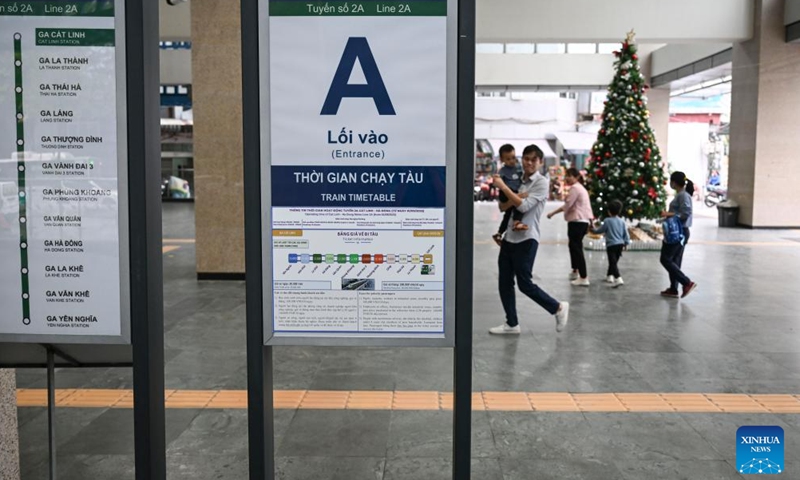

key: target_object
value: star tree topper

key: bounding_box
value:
[626,29,636,44]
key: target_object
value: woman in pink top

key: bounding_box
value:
[547,168,595,286]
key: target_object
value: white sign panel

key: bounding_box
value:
[0,0,129,343]
[260,0,456,344]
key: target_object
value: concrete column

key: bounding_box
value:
[646,87,670,164]
[191,0,246,277]
[0,369,20,480]
[729,0,800,227]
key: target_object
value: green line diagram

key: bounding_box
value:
[14,33,30,326]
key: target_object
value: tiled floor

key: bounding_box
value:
[14,202,800,479]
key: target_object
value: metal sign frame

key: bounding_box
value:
[251,0,460,349]
[0,0,131,347]
[0,1,166,478]
[241,0,474,477]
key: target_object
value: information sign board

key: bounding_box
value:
[259,0,457,345]
[0,0,130,344]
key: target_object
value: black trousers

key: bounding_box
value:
[606,244,624,278]
[498,240,560,326]
[567,221,588,278]
[660,227,691,290]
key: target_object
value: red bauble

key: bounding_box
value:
[648,187,657,199]
[632,54,638,60]
[595,169,605,178]
[638,177,645,186]
[630,131,640,141]
[637,101,643,106]
[605,152,611,158]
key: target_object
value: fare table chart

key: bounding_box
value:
[0,0,129,343]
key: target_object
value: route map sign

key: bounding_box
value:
[259,0,457,345]
[0,0,130,344]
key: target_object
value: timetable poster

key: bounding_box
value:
[0,0,127,341]
[264,1,449,337]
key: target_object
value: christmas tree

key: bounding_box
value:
[586,30,668,220]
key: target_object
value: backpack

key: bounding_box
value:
[662,216,685,245]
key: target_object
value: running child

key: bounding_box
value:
[592,200,630,287]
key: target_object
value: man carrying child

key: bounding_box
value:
[489,144,570,335]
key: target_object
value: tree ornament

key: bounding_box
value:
[628,209,634,216]
[609,185,615,191]
[639,162,645,168]
[632,190,638,196]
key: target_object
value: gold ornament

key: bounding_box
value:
[652,176,658,182]
[628,209,634,216]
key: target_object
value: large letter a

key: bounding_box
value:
[321,37,396,115]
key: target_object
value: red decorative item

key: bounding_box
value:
[644,148,652,161]
[638,177,645,186]
[648,187,657,199]
[595,169,605,178]
[637,101,643,106]
[605,152,611,158]
[632,54,638,60]
[630,131,640,141]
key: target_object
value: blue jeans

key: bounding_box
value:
[498,239,560,327]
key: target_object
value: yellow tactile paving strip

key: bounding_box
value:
[15,389,800,413]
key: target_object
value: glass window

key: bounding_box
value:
[598,43,619,54]
[476,43,504,54]
[567,43,597,54]
[535,43,566,54]
[505,43,535,54]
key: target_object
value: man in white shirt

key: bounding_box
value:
[489,144,570,335]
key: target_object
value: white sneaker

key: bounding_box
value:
[569,271,579,281]
[555,302,569,332]
[571,278,590,287]
[489,323,521,335]
[613,277,625,288]
[604,275,615,284]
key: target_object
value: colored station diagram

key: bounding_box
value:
[288,253,434,264]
